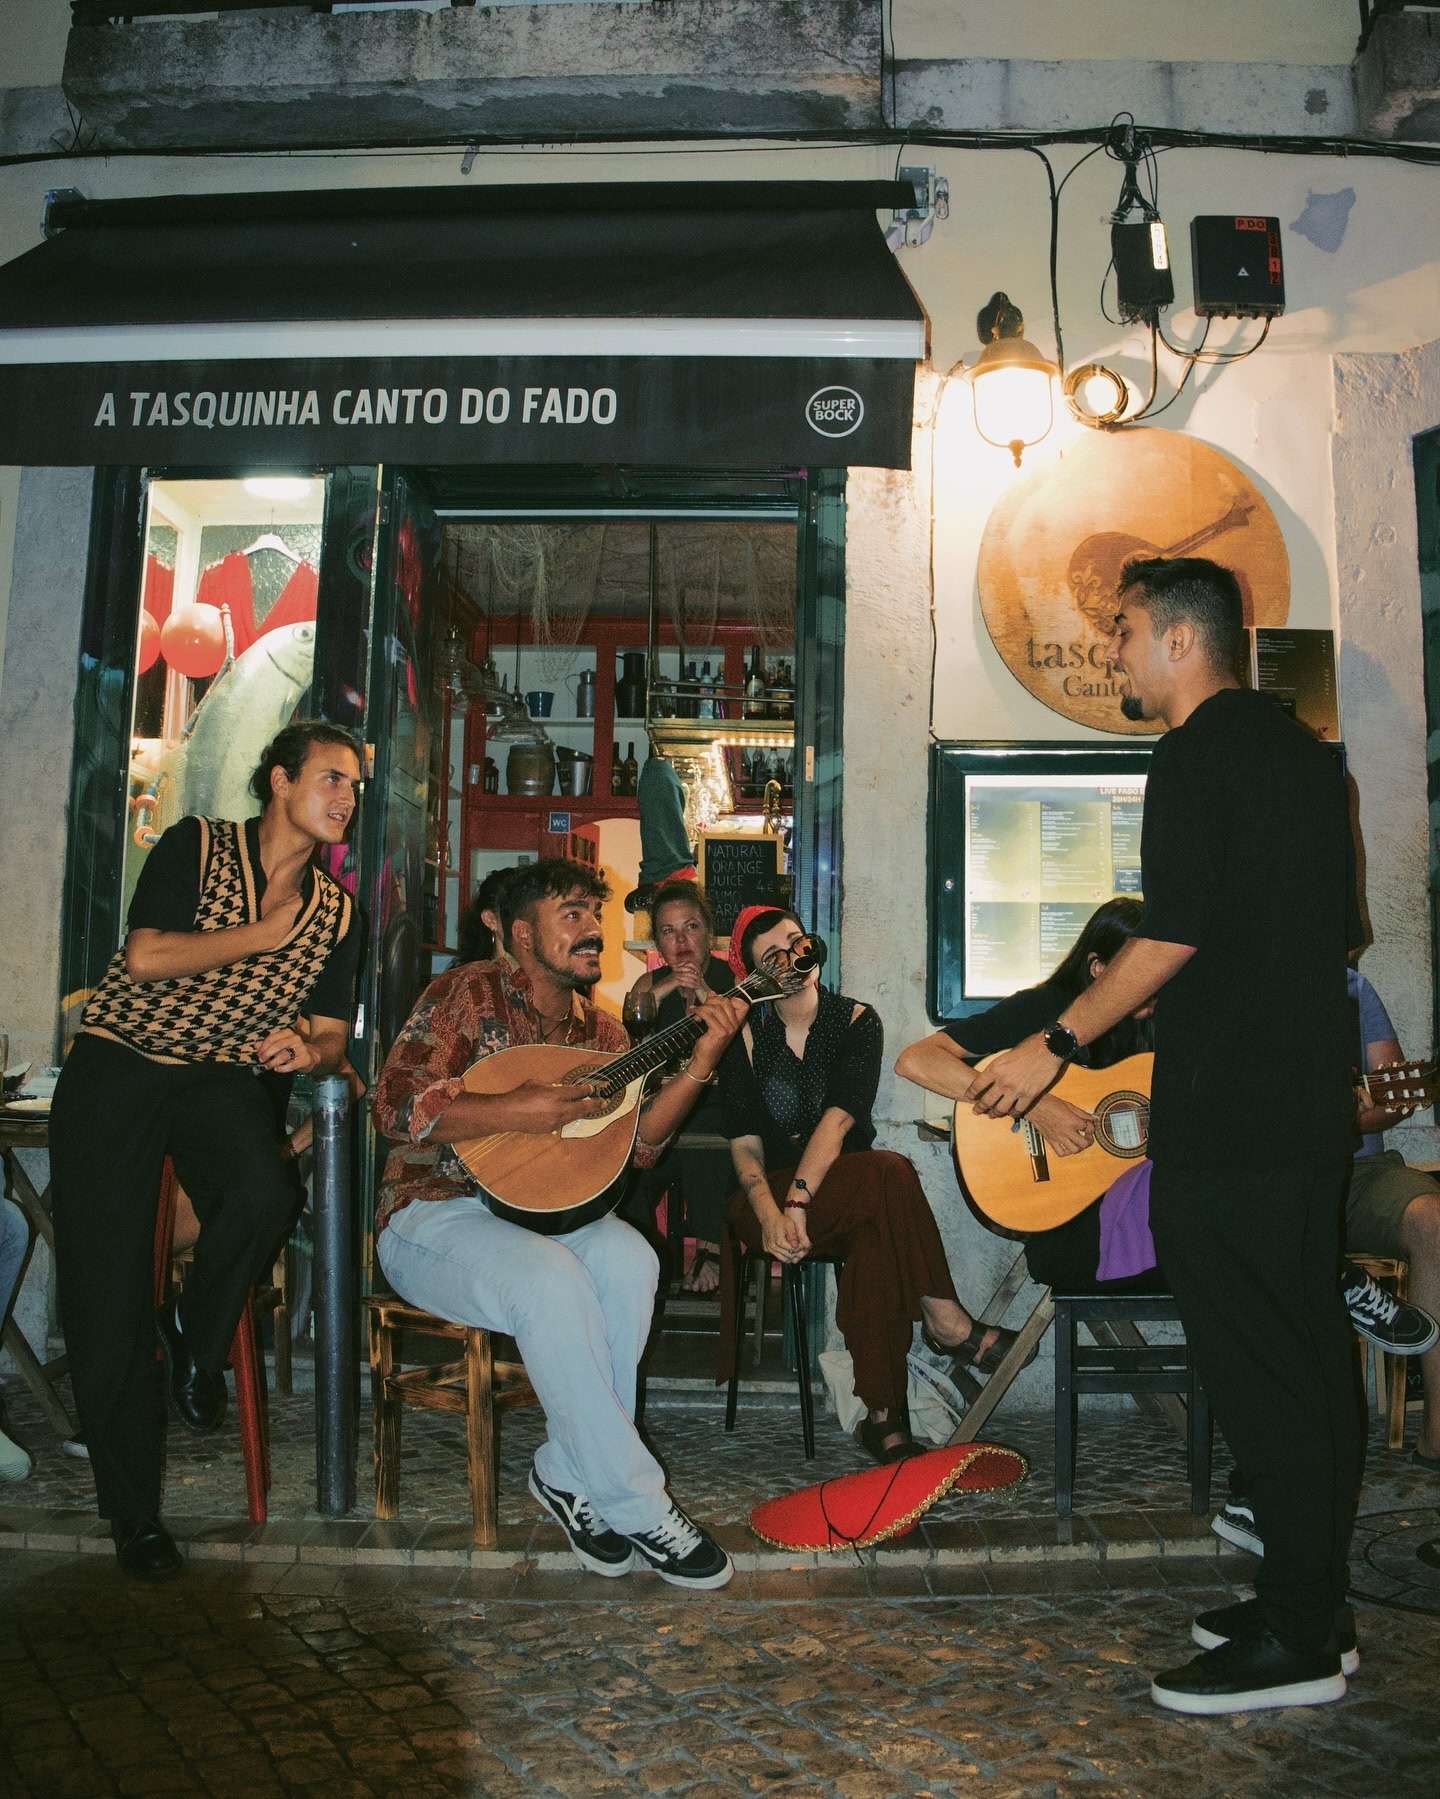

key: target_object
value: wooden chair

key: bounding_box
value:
[1348,1251,1412,1450]
[366,1292,538,1548]
[152,1158,272,1524]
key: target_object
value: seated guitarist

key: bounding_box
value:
[371,858,748,1590]
[896,899,1167,1297]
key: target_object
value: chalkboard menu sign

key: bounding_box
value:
[697,833,784,935]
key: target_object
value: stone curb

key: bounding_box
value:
[0,1506,1227,1572]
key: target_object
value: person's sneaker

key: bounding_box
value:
[624,1504,734,1589]
[1192,1596,1359,1676]
[0,1425,32,1481]
[1211,1498,1264,1557]
[61,1435,90,1460]
[1341,1263,1439,1355]
[1152,1627,1346,1715]
[528,1465,635,1577]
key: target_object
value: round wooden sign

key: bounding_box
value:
[975,428,1289,734]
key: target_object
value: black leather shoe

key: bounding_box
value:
[112,1516,183,1582]
[1151,1626,1346,1714]
[155,1302,226,1433]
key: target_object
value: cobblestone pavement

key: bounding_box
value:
[1,1547,1437,1798]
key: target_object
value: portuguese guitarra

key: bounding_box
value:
[451,941,820,1233]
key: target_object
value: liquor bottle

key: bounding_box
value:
[744,644,767,719]
[697,661,715,720]
[774,661,794,719]
[622,741,639,796]
[612,744,624,797]
[682,661,699,719]
[751,749,771,794]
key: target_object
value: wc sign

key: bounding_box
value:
[805,385,865,438]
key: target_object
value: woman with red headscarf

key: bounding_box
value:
[714,906,1023,1463]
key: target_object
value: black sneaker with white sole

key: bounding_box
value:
[1192,1596,1359,1676]
[624,1504,734,1589]
[528,1466,635,1577]
[1341,1262,1439,1355]
[1151,1627,1347,1715]
[1211,1498,1264,1557]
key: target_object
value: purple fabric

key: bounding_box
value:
[1096,1160,1157,1281]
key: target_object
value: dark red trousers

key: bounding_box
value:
[717,1149,959,1411]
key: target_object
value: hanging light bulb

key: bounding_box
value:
[965,291,1058,467]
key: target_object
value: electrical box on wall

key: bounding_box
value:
[1111,220,1174,322]
[1190,216,1286,318]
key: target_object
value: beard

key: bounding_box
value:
[1119,693,1147,722]
[534,938,604,992]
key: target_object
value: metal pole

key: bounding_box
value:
[312,1074,357,1516]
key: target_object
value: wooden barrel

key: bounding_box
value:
[506,742,555,796]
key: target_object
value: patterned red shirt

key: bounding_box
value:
[371,957,659,1236]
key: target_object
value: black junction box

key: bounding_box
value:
[1190,215,1286,318]
[1111,220,1174,322]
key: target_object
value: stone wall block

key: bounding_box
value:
[1355,11,1440,141]
[63,1,884,149]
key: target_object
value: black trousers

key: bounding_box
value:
[49,1034,299,1522]
[1149,1160,1363,1654]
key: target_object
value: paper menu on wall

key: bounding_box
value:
[1248,628,1339,741]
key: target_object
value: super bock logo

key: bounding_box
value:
[805,386,864,438]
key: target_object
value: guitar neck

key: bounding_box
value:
[593,968,774,1094]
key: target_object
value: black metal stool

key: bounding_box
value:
[724,1234,840,1458]
[1052,1293,1211,1518]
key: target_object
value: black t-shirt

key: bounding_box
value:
[1138,688,1360,1169]
[945,986,1147,1070]
[128,816,363,1023]
[716,986,881,1168]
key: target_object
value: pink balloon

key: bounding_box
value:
[160,602,226,678]
[137,609,161,674]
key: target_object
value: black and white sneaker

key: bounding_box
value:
[1152,1627,1346,1715]
[1342,1263,1439,1355]
[1211,1498,1264,1557]
[1192,1596,1359,1676]
[528,1466,635,1577]
[624,1504,734,1590]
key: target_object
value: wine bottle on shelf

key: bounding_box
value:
[622,741,639,796]
[612,745,624,797]
[698,661,715,720]
[744,644,767,719]
[681,662,698,718]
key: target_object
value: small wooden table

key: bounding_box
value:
[1,1111,74,1435]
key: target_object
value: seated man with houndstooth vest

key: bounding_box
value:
[50,721,363,1581]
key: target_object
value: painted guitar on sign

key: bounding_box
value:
[452,938,823,1234]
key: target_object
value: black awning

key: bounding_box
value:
[0,181,926,468]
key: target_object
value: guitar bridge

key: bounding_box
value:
[1020,1118,1050,1184]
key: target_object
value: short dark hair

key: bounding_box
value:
[250,720,362,808]
[499,857,611,949]
[1118,556,1247,681]
[739,907,806,973]
[651,879,716,939]
[455,866,519,965]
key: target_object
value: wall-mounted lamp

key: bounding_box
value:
[965,292,1059,467]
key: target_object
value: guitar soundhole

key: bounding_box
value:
[1094,1091,1149,1158]
[561,1064,628,1117]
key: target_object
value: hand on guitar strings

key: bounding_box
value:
[687,990,751,1078]
[1023,1093,1099,1157]
[505,1078,613,1135]
[968,1033,1069,1122]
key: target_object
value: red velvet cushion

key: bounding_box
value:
[749,1443,1028,1552]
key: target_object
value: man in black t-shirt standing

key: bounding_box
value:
[49,722,363,1581]
[973,558,1362,1715]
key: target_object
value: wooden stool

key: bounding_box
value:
[1348,1252,1411,1450]
[152,1159,272,1524]
[366,1293,537,1548]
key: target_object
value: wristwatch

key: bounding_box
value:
[787,1176,812,1209]
[1042,1022,1080,1063]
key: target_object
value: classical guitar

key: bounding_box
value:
[450,940,821,1234]
[1356,1060,1439,1114]
[951,1054,1152,1234]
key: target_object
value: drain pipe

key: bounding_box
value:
[312,1074,357,1516]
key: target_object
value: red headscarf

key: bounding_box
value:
[727,903,786,981]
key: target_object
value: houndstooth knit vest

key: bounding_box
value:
[81,817,352,1065]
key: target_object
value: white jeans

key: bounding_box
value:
[377,1195,668,1534]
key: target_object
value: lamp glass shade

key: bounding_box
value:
[969,334,1057,458]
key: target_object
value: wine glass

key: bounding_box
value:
[622,988,659,1046]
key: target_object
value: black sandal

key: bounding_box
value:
[855,1416,926,1466]
[681,1247,721,1296]
[923,1321,1037,1377]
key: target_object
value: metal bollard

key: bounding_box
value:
[312,1074,357,1516]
